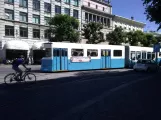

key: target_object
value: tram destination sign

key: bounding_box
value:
[70,56,91,62]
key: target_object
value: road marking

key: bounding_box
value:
[53,75,154,120]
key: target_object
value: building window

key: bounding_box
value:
[44,2,51,13]
[4,0,13,4]
[97,16,100,22]
[5,25,14,36]
[103,18,106,26]
[107,19,110,27]
[64,0,70,4]
[44,29,50,39]
[88,2,90,6]
[93,15,96,22]
[89,14,92,21]
[87,49,98,57]
[20,27,28,37]
[73,9,78,19]
[5,9,14,20]
[19,12,27,22]
[71,49,84,56]
[113,50,122,57]
[73,0,78,6]
[85,12,88,21]
[55,0,61,2]
[64,8,70,16]
[33,0,40,11]
[32,15,40,24]
[33,29,40,38]
[55,5,61,14]
[96,5,98,9]
[103,7,105,11]
[19,0,27,7]
[44,17,50,25]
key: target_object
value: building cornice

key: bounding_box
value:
[82,5,114,18]
[90,0,112,7]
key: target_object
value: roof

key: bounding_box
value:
[113,15,146,27]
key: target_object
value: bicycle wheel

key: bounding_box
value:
[24,73,36,83]
[4,73,16,85]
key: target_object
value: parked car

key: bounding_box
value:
[133,59,159,72]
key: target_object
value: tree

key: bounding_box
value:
[155,35,161,43]
[106,27,126,45]
[127,30,146,46]
[82,22,104,44]
[49,14,80,42]
[143,33,157,47]
[143,0,161,30]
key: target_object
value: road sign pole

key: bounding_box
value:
[155,52,158,63]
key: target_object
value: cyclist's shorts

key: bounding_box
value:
[12,66,22,73]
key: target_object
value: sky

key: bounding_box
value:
[111,0,161,32]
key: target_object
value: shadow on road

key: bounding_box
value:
[0,69,158,120]
[0,70,135,89]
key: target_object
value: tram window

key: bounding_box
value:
[113,50,122,57]
[45,48,51,57]
[147,52,152,59]
[131,51,135,60]
[152,53,155,59]
[87,49,98,57]
[101,50,111,56]
[53,49,60,57]
[159,52,161,56]
[136,51,141,60]
[62,49,68,56]
[142,52,146,59]
[71,49,84,56]
[53,49,68,56]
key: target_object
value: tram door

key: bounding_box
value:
[101,49,111,69]
[53,48,68,71]
[142,51,147,59]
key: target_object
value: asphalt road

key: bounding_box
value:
[0,66,160,120]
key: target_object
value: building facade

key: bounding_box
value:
[0,0,146,64]
[81,0,146,43]
[0,0,81,63]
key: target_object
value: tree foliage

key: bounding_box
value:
[143,0,161,30]
[106,27,126,45]
[127,30,146,46]
[82,22,104,44]
[49,14,80,42]
[142,33,157,47]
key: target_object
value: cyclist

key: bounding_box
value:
[12,55,29,81]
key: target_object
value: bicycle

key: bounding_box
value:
[4,68,36,85]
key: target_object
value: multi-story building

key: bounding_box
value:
[0,0,146,64]
[81,0,146,43]
[0,0,81,64]
[113,15,145,32]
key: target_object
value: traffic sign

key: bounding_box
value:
[153,43,160,52]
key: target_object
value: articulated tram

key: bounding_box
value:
[40,42,161,72]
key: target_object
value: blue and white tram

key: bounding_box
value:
[125,46,155,68]
[41,42,125,72]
